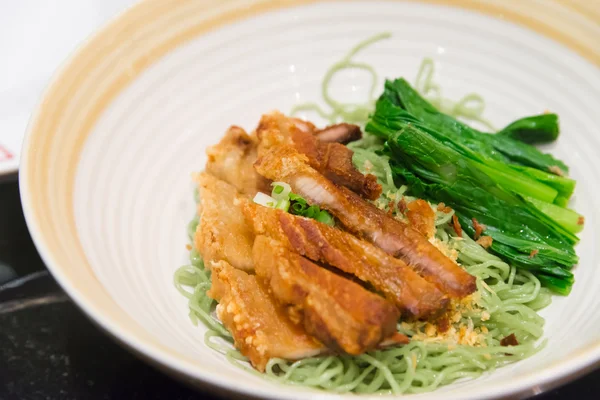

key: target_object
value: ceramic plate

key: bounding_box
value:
[19,1,600,399]
[0,0,135,176]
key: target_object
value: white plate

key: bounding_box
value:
[19,1,600,399]
[0,0,135,176]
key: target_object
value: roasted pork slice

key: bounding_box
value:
[242,200,448,318]
[253,144,476,298]
[195,173,254,271]
[252,235,403,355]
[205,125,269,196]
[406,199,436,239]
[256,112,381,200]
[314,123,362,144]
[208,260,324,371]
[289,117,317,134]
[255,112,293,153]
[290,128,381,200]
[289,117,362,145]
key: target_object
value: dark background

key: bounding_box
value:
[1,176,598,399]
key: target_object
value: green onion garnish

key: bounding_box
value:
[253,184,336,227]
[271,182,292,200]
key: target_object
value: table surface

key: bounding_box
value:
[1,176,598,399]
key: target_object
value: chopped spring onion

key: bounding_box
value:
[271,182,292,200]
[275,198,290,212]
[316,210,335,226]
[288,194,335,226]
[253,192,277,208]
[253,185,335,226]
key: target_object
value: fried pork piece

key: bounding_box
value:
[290,128,381,200]
[255,112,292,152]
[195,173,254,271]
[289,117,362,144]
[252,235,403,355]
[205,125,269,196]
[208,260,324,371]
[406,199,436,239]
[314,123,362,144]
[253,144,476,298]
[289,117,317,134]
[242,201,448,318]
[256,112,381,200]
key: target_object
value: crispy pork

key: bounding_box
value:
[205,125,269,196]
[195,173,254,271]
[256,112,381,200]
[253,144,476,298]
[406,199,436,239]
[208,260,324,371]
[314,123,362,144]
[242,200,448,318]
[252,236,403,355]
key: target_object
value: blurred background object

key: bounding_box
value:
[0,0,136,176]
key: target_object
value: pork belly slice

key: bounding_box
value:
[289,117,362,145]
[253,145,476,298]
[242,201,448,318]
[289,117,317,134]
[205,125,269,196]
[195,173,254,271]
[290,128,381,200]
[252,235,403,355]
[208,260,325,372]
[314,123,362,144]
[406,199,436,239]
[256,112,381,200]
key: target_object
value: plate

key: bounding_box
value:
[0,0,135,176]
[19,1,600,399]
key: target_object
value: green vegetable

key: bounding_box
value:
[254,184,335,226]
[376,78,569,175]
[383,123,577,294]
[316,210,335,226]
[498,113,559,144]
[367,97,571,205]
[476,162,557,204]
[271,181,292,200]
[364,74,582,294]
[510,164,575,203]
[522,196,584,234]
[553,195,570,208]
[275,199,290,212]
[536,274,572,296]
[288,193,335,226]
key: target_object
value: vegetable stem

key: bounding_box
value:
[523,196,584,234]
[476,163,557,203]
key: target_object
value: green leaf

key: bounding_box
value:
[498,113,559,144]
[385,125,577,293]
[380,78,569,174]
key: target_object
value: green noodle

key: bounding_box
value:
[414,58,495,131]
[291,32,494,131]
[290,32,390,125]
[174,34,551,394]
